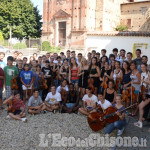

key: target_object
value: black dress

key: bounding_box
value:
[78,70,89,88]
[105,89,115,103]
[90,68,99,88]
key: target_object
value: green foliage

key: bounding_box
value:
[0,0,42,40]
[0,32,4,41]
[13,43,27,49]
[115,23,128,31]
[42,41,61,53]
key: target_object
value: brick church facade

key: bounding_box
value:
[42,0,150,50]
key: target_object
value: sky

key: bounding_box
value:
[31,0,43,17]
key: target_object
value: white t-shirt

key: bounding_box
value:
[56,85,69,93]
[82,94,98,107]
[97,99,111,110]
[45,92,61,104]
[53,60,58,64]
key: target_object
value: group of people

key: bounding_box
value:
[0,48,150,135]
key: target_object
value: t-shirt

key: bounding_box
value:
[4,66,19,86]
[42,67,51,77]
[0,61,6,70]
[45,92,61,104]
[82,94,98,107]
[0,67,4,88]
[97,99,112,110]
[56,85,69,93]
[20,70,34,85]
[28,96,43,107]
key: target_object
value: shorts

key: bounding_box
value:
[0,88,2,99]
[86,106,93,110]
[22,84,32,90]
[66,103,75,109]
[134,90,139,94]
[8,110,22,115]
[71,79,79,84]
[6,86,12,99]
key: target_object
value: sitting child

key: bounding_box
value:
[28,89,46,114]
[104,94,126,136]
[3,91,27,122]
[78,87,98,116]
[62,83,79,113]
[45,86,61,113]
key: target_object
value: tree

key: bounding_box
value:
[0,0,42,40]
[115,23,128,31]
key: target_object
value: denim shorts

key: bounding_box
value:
[134,90,139,94]
[71,79,79,84]
[0,88,2,99]
[66,103,75,109]
[87,106,93,110]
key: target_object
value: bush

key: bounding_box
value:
[0,32,4,41]
[42,41,61,53]
[13,43,27,49]
[115,23,128,31]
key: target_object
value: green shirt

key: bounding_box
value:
[4,66,19,86]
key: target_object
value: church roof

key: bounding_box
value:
[87,31,150,37]
[53,9,71,18]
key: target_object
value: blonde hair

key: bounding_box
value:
[80,57,87,70]
[115,94,122,100]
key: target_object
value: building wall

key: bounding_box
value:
[86,35,150,63]
[121,1,150,31]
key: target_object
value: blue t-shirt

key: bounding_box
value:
[0,61,6,70]
[20,70,34,85]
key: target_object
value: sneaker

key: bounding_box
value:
[117,127,125,136]
[52,110,56,114]
[6,115,11,119]
[21,118,27,123]
[40,110,47,114]
[134,121,142,128]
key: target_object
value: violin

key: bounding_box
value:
[39,78,44,90]
[122,88,130,102]
[56,66,62,81]
[101,74,108,89]
[43,79,48,90]
[128,86,136,100]
[115,70,120,91]
[11,78,18,90]
[88,77,95,93]
[88,104,137,132]
[61,88,67,102]
[8,98,16,113]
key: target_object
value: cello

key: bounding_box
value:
[88,104,137,132]
[101,74,108,89]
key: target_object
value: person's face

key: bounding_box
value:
[7,60,13,66]
[127,54,132,60]
[14,53,18,59]
[102,57,106,63]
[136,51,141,57]
[57,58,61,62]
[45,62,49,67]
[120,51,125,57]
[141,64,147,72]
[30,57,34,61]
[50,56,54,62]
[104,62,109,68]
[18,62,23,68]
[62,80,67,87]
[38,57,42,62]
[42,56,46,62]
[115,96,121,103]
[92,52,96,56]
[115,62,120,69]
[142,57,147,64]
[51,87,56,93]
[67,52,70,57]
[130,63,136,70]
[46,53,50,58]
[71,53,75,58]
[111,60,115,66]
[87,89,91,95]
[36,66,41,71]
[88,54,91,59]
[101,51,105,56]
[32,61,36,67]
[0,54,5,60]
[92,58,96,65]
[82,59,87,66]
[110,57,114,62]
[23,58,27,64]
[33,91,39,98]
[24,65,29,71]
[54,54,58,59]
[96,54,100,60]
[113,51,118,56]
[108,82,113,88]
[78,55,82,61]
[71,58,75,64]
[98,95,103,101]
[123,62,127,69]
[15,94,20,100]
[18,54,23,59]
[33,54,37,58]
[69,85,74,91]
[64,60,68,66]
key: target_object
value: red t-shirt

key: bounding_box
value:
[0,67,4,88]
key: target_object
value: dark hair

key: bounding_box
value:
[92,50,96,53]
[98,92,103,96]
[105,61,109,66]
[109,54,115,59]
[23,57,27,60]
[14,91,20,96]
[101,49,106,53]
[60,52,64,55]
[108,79,115,88]
[36,64,41,68]
[71,51,75,54]
[127,52,133,57]
[24,63,29,67]
[67,50,70,53]
[33,53,37,56]
[45,60,50,63]
[122,61,130,74]
[120,49,126,53]
[136,49,141,53]
[101,56,108,62]
[89,57,98,71]
[142,55,148,59]
[63,58,68,62]
[130,60,137,67]
[69,83,74,87]
[57,56,61,60]
[33,89,39,93]
[88,52,92,55]
[0,52,5,56]
[141,63,147,68]
[78,53,82,56]
[113,48,118,53]
[115,60,120,66]
[70,57,78,68]
[86,87,92,91]
[7,56,14,61]
[96,52,100,55]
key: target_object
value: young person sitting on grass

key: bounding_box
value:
[28,89,46,114]
[45,86,61,113]
[3,91,27,122]
[78,87,98,116]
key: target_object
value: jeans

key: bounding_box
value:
[54,79,61,88]
[104,120,126,134]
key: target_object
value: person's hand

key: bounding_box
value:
[89,74,93,77]
[116,111,121,116]
[123,84,127,89]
